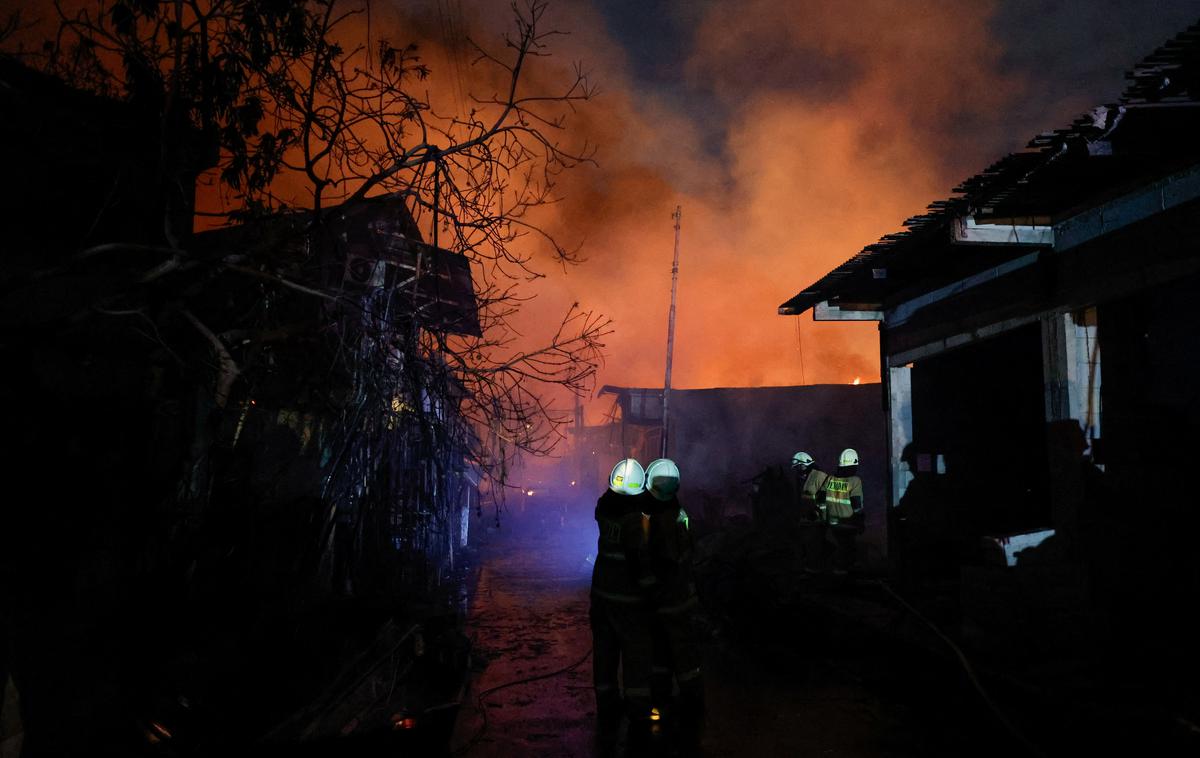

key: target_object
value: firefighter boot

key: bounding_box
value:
[595,689,623,739]
[625,694,660,755]
[676,682,706,755]
[651,667,674,714]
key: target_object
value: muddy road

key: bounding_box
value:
[449,506,1024,758]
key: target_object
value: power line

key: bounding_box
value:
[433,0,463,118]
[795,315,807,385]
[434,0,470,119]
[450,0,470,114]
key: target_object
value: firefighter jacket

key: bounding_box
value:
[591,490,656,605]
[797,468,830,520]
[643,493,699,616]
[821,475,863,525]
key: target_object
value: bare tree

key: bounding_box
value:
[8,0,608,590]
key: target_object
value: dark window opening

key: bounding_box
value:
[910,323,1051,538]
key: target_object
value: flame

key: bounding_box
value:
[852,377,861,385]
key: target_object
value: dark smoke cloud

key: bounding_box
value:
[513,0,1200,402]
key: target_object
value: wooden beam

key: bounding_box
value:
[886,313,1043,367]
[1055,162,1200,251]
[885,252,1041,327]
[813,301,882,321]
[952,215,1054,246]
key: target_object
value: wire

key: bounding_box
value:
[795,316,807,385]
[872,580,1049,758]
[451,646,594,755]
[450,0,470,116]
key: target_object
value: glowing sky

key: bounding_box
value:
[7,0,1199,401]
[467,0,1200,393]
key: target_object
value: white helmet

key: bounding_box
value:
[791,451,814,468]
[839,448,859,467]
[645,458,680,501]
[609,458,646,495]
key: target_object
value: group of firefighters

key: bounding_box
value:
[587,448,865,750]
[589,457,704,751]
[790,447,866,574]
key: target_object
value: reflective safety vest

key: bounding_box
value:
[799,469,829,511]
[821,475,863,524]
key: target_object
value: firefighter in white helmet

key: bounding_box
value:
[791,451,829,517]
[590,458,655,740]
[609,457,647,495]
[642,458,705,746]
[818,448,865,574]
[791,451,830,571]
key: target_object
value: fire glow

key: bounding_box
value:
[498,0,1032,392]
[6,0,1083,395]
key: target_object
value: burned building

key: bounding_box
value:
[1,57,480,753]
[779,23,1200,658]
[187,196,483,593]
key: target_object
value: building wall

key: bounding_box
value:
[875,203,1200,658]
[1098,271,1200,471]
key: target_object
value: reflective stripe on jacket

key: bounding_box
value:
[798,468,829,521]
[821,475,863,523]
[799,469,829,507]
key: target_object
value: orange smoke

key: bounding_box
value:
[7,1,1045,403]
[505,0,1030,398]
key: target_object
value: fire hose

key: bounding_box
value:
[450,646,594,755]
[871,580,1049,758]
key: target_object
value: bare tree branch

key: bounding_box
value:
[181,308,240,408]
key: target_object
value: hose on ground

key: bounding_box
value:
[873,579,1049,758]
[450,646,593,755]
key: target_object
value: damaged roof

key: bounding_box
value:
[779,20,1200,318]
[194,195,481,336]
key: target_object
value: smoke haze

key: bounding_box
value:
[429,0,1200,400]
[7,0,1199,416]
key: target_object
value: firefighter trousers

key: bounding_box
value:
[589,595,653,720]
[831,527,857,572]
[651,602,705,713]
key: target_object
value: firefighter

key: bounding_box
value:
[590,458,655,739]
[643,458,705,748]
[818,448,865,574]
[792,451,829,572]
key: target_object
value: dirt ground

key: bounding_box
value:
[448,507,1025,758]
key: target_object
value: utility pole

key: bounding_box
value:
[661,206,682,458]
